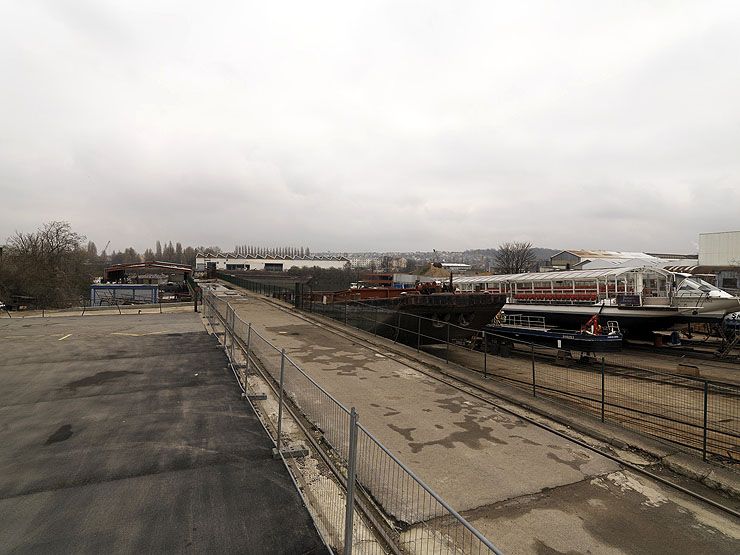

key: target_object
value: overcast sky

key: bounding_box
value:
[2,1,739,254]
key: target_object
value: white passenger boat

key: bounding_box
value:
[454,267,740,336]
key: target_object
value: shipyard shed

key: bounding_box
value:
[550,250,662,270]
[104,262,192,283]
[549,250,699,271]
[195,251,349,272]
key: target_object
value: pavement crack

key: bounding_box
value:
[457,472,617,518]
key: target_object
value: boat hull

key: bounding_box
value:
[675,297,740,322]
[502,302,681,337]
[311,293,507,344]
[485,324,623,353]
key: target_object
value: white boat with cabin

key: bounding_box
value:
[454,267,740,336]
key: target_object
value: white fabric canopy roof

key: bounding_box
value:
[454,266,671,285]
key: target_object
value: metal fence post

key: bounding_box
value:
[531,343,536,397]
[601,357,605,422]
[246,323,252,373]
[702,380,708,461]
[483,331,487,379]
[277,348,286,453]
[374,306,378,335]
[229,322,235,361]
[446,322,450,363]
[343,407,359,555]
[227,306,234,360]
[344,302,348,326]
[417,315,421,351]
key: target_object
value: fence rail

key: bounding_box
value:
[202,286,502,555]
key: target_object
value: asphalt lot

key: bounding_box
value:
[0,313,324,554]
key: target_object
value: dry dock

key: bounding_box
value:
[224,286,740,555]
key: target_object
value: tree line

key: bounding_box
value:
[282,242,536,292]
[103,240,200,266]
[0,221,216,308]
[0,221,541,309]
[0,222,95,308]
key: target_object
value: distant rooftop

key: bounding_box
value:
[646,253,699,259]
[196,251,349,262]
[555,250,658,260]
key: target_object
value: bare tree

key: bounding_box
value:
[0,221,92,308]
[494,241,536,274]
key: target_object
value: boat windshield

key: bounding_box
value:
[676,277,730,297]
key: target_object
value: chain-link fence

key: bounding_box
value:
[217,271,298,303]
[299,296,739,464]
[202,288,502,555]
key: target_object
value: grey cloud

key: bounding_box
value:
[2,1,740,253]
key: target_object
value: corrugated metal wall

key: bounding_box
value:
[699,231,740,266]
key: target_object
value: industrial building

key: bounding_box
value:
[195,252,349,272]
[93,262,195,305]
[699,231,740,266]
[549,250,697,270]
[104,261,192,284]
[544,239,739,296]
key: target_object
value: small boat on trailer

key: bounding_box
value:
[484,314,623,354]
[308,283,507,344]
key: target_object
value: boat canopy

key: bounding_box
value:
[454,266,674,286]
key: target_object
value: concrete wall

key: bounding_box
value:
[699,231,740,266]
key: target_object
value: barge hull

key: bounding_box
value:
[485,325,623,353]
[313,293,506,345]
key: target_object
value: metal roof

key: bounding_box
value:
[196,251,349,262]
[105,261,192,273]
[454,267,670,284]
[552,250,658,260]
